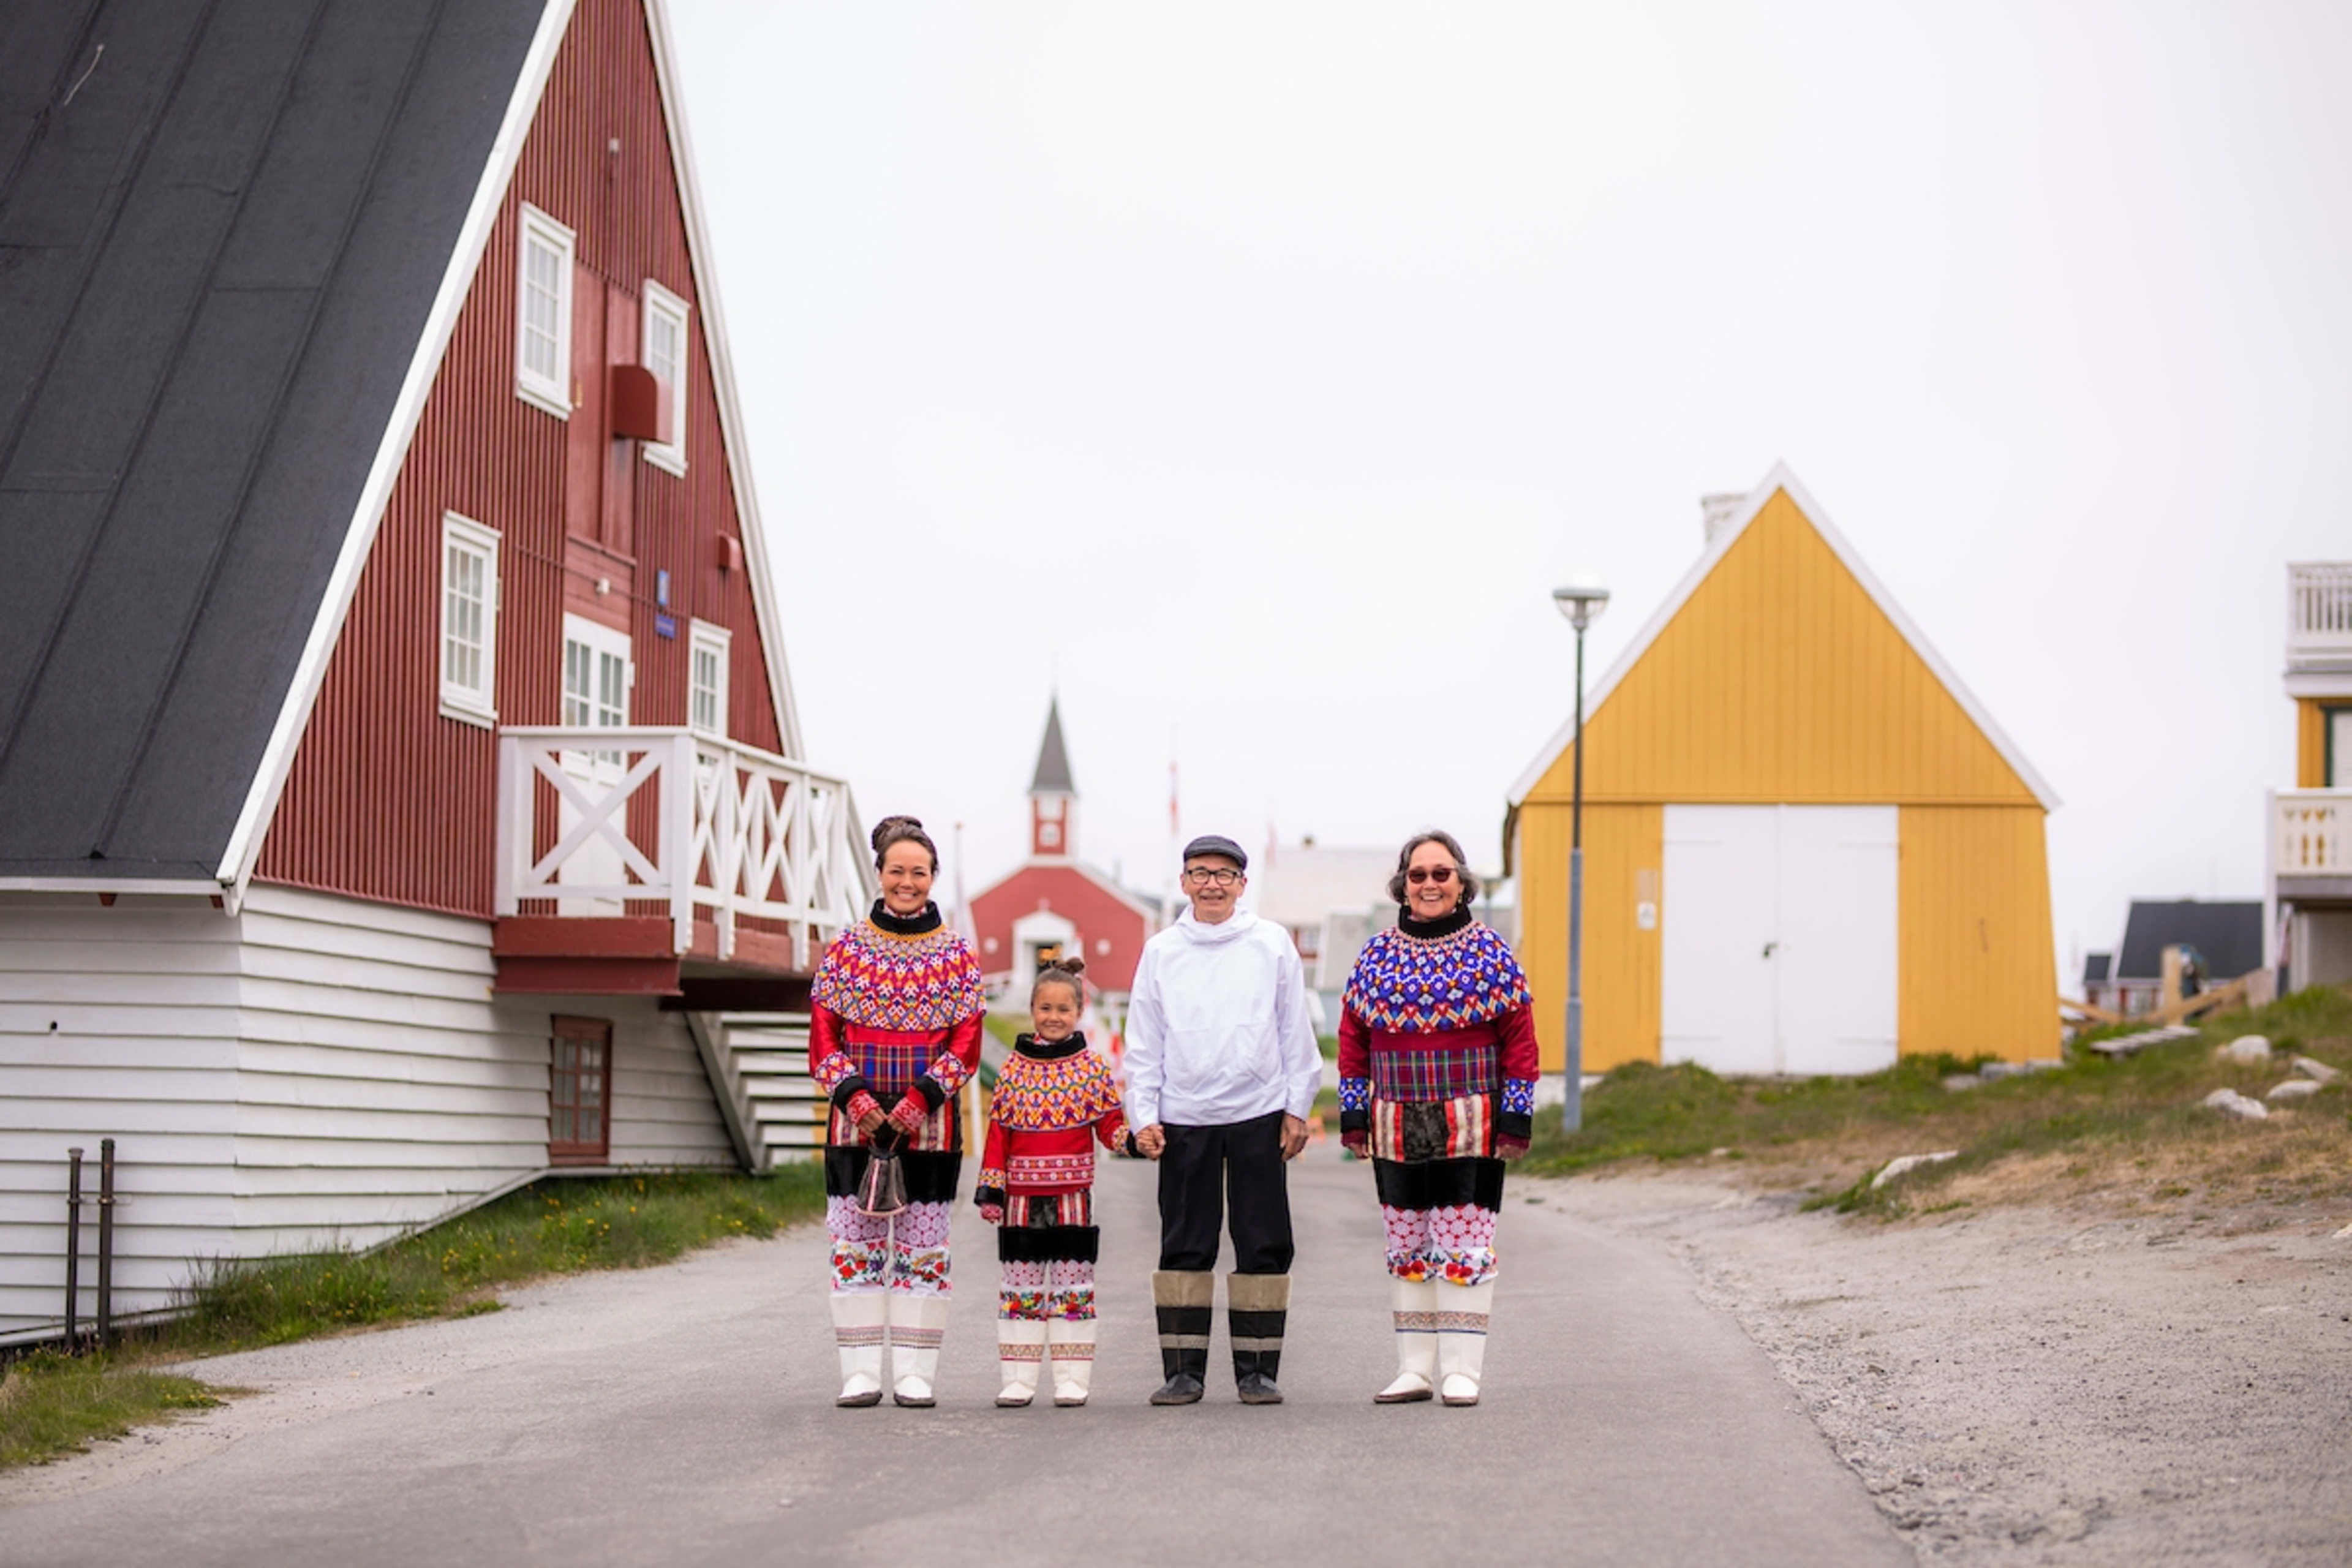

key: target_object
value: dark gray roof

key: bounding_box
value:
[1028,698,1074,795]
[2082,952,2112,986]
[2116,902,2264,982]
[0,0,543,880]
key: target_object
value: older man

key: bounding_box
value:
[1125,834,1323,1406]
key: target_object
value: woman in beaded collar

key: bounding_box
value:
[807,815,987,1408]
[1336,829,1539,1407]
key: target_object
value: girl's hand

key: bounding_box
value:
[979,1202,1005,1226]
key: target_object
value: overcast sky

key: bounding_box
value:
[666,1,2351,971]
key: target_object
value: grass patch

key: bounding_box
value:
[1523,986,2352,1218]
[0,1351,221,1469]
[176,1167,825,1352]
[2,1167,827,1473]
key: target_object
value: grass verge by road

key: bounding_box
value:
[1522,985,2351,1219]
[1,1167,824,1471]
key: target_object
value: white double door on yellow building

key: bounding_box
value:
[1660,805,1898,1076]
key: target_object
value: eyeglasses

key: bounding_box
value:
[1183,867,1242,887]
[1406,866,1455,885]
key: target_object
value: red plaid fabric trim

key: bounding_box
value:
[1370,1095,1491,1161]
[845,1041,937,1100]
[1370,1044,1499,1102]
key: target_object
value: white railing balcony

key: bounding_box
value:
[2270,789,2352,883]
[2287,562,2352,669]
[494,726,871,971]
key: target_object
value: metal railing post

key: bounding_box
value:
[64,1147,83,1349]
[96,1137,115,1350]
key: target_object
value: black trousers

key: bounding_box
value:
[1156,1109,1294,1273]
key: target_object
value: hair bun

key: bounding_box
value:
[870,814,924,854]
[1046,955,1086,979]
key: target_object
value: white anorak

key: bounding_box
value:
[1123,907,1324,1129]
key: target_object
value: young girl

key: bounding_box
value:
[974,957,1128,1407]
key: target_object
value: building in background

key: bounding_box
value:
[968,701,1160,1005]
[2084,900,2266,1016]
[1503,465,2060,1076]
[1247,840,1395,1029]
[0,0,870,1341]
[2267,563,2352,991]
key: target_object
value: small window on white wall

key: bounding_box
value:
[641,281,688,474]
[689,620,730,738]
[440,513,500,724]
[515,205,575,418]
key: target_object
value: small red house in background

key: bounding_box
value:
[968,701,1161,1003]
[0,0,867,1341]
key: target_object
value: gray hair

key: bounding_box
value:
[1387,829,1479,907]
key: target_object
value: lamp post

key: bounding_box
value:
[1553,575,1609,1132]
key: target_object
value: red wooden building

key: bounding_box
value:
[968,702,1161,1001]
[0,0,867,1341]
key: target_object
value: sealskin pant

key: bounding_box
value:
[1155,1109,1295,1273]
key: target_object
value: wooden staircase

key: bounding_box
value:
[687,1011,826,1172]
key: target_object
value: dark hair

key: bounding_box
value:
[871,815,938,873]
[1387,829,1480,907]
[1031,955,1086,1006]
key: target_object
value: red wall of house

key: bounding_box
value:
[969,865,1154,993]
[257,0,783,919]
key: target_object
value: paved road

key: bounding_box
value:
[2,1148,1908,1567]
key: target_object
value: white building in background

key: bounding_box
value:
[2269,563,2352,990]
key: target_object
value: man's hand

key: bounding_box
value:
[1134,1125,1166,1160]
[1279,1114,1309,1161]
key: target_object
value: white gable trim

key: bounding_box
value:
[644,0,805,763]
[213,0,580,901]
[1507,463,2059,811]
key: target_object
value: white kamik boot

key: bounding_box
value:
[890,1292,948,1407]
[1376,1277,1439,1404]
[1047,1316,1096,1407]
[997,1319,1046,1407]
[829,1292,887,1407]
[1436,1281,1493,1407]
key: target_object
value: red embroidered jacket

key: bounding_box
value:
[974,1035,1128,1203]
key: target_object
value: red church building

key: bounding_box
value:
[968,702,1159,1000]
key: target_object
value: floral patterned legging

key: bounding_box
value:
[1382,1203,1499,1287]
[827,1197,953,1294]
[997,1258,1096,1322]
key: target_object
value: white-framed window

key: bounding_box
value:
[514,204,575,418]
[688,620,730,737]
[640,280,689,474]
[562,614,633,780]
[439,512,500,725]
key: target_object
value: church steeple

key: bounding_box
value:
[1030,699,1076,858]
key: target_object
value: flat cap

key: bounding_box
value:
[1181,834,1248,872]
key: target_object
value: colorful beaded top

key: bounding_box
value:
[990,1035,1125,1131]
[810,902,987,1031]
[1341,908,1531,1034]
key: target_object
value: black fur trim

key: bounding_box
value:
[828,1074,872,1114]
[1496,1109,1533,1144]
[1339,1109,1370,1136]
[973,1185,1006,1212]
[911,1074,948,1111]
[997,1225,1100,1264]
[823,1144,964,1203]
[1371,1154,1505,1212]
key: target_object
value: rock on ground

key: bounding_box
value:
[1544,1170,2352,1567]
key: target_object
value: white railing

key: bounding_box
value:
[2287,563,2352,664]
[495,726,871,970]
[2271,789,2351,879]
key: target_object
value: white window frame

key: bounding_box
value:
[688,619,730,739]
[561,613,634,783]
[438,512,500,726]
[514,203,575,419]
[639,279,689,475]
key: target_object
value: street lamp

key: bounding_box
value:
[1553,573,1610,1132]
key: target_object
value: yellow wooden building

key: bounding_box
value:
[1504,466,2059,1074]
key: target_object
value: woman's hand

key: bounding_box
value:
[886,1093,929,1139]
[851,1093,887,1140]
[1341,1128,1368,1158]
[1498,1137,1529,1163]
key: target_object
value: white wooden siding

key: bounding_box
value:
[0,886,733,1337]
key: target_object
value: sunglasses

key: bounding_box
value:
[1406,866,1455,885]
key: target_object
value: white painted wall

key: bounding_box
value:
[0,885,733,1338]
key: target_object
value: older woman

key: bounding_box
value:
[1336,829,1538,1407]
[807,815,987,1408]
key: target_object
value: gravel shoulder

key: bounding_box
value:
[1538,1165,2352,1566]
